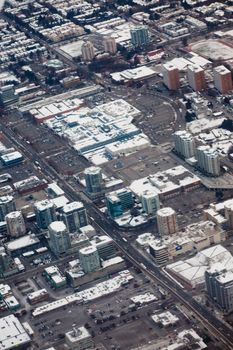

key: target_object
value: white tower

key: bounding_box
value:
[79,246,100,273]
[157,207,178,236]
[5,211,26,237]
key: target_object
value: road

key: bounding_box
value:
[1,118,233,350]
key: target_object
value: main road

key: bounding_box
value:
[1,117,233,350]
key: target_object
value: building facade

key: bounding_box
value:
[163,63,180,90]
[79,246,100,273]
[213,65,232,94]
[157,207,178,236]
[81,41,95,62]
[173,130,196,159]
[34,199,57,229]
[5,211,26,237]
[84,166,104,194]
[130,26,150,47]
[0,195,16,222]
[205,268,233,313]
[49,221,71,256]
[103,36,117,54]
[187,65,206,92]
[61,202,88,233]
[196,145,220,176]
[141,191,160,215]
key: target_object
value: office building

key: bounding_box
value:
[106,194,123,218]
[130,26,150,47]
[61,202,88,233]
[49,221,71,256]
[79,246,100,273]
[81,41,95,62]
[149,242,169,265]
[205,267,233,313]
[34,199,57,229]
[214,65,232,94]
[115,188,134,211]
[141,191,160,215]
[173,130,196,159]
[187,65,206,92]
[163,63,180,90]
[196,145,220,176]
[91,235,116,260]
[157,207,178,236]
[65,327,94,350]
[5,211,26,237]
[0,195,16,221]
[103,36,117,54]
[84,166,104,194]
[0,85,18,107]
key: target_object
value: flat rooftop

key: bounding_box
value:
[0,314,31,350]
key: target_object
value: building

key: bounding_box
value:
[141,191,160,215]
[205,267,233,313]
[5,211,26,237]
[106,194,123,218]
[130,165,201,201]
[6,234,40,257]
[49,221,71,256]
[204,198,233,228]
[167,244,230,289]
[225,202,233,229]
[79,246,100,273]
[0,85,18,107]
[0,314,31,349]
[0,248,15,276]
[149,242,169,265]
[103,36,117,54]
[61,202,88,233]
[114,188,134,211]
[157,207,178,236]
[173,130,196,159]
[90,235,116,260]
[116,188,134,211]
[187,65,206,92]
[196,145,220,176]
[151,311,179,327]
[163,63,180,91]
[213,65,232,94]
[34,199,57,229]
[1,151,23,166]
[81,41,95,62]
[65,327,94,350]
[106,188,134,218]
[0,195,16,221]
[84,166,103,194]
[27,289,49,305]
[44,266,67,289]
[130,26,150,47]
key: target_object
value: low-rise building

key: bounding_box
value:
[65,326,94,350]
[152,311,179,327]
[0,314,31,350]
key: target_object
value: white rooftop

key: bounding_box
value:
[152,311,179,326]
[65,326,91,343]
[49,221,67,233]
[0,314,31,350]
[6,234,39,252]
[157,207,175,217]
